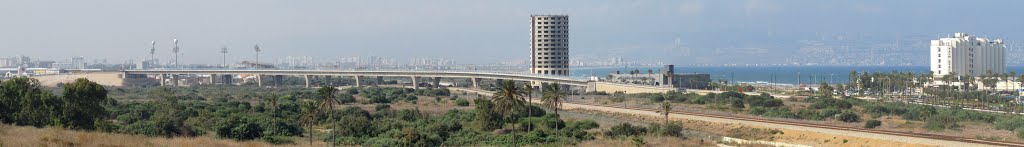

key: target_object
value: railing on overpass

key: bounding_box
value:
[123,69,593,85]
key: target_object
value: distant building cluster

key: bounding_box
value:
[605,65,711,89]
[408,57,456,67]
[335,56,398,67]
[930,32,1006,77]
[277,56,315,67]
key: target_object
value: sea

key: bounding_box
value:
[571,66,1024,85]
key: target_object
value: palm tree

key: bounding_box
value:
[542,83,565,116]
[542,82,565,132]
[660,102,672,124]
[316,86,340,147]
[523,82,534,132]
[492,80,526,146]
[266,95,280,136]
[300,101,321,145]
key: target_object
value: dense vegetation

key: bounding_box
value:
[0,77,608,145]
[0,77,111,130]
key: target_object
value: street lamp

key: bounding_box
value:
[254,44,261,69]
[172,39,180,69]
[221,46,228,68]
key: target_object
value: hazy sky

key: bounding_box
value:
[2,0,1022,65]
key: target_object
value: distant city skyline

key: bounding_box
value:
[2,0,1023,66]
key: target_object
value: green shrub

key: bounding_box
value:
[261,136,294,145]
[730,99,745,108]
[1015,128,1024,139]
[337,94,356,104]
[651,123,683,137]
[864,120,881,129]
[604,123,647,138]
[994,117,1024,131]
[566,120,599,130]
[455,99,470,106]
[837,111,861,122]
[924,115,959,131]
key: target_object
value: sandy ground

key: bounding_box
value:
[31,72,123,87]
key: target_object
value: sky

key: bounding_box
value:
[1,0,1022,65]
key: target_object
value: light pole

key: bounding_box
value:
[149,41,156,64]
[254,44,261,69]
[221,46,228,68]
[172,39,180,69]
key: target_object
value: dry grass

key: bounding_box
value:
[0,124,329,147]
[577,136,713,147]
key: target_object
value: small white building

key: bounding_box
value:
[930,33,1006,77]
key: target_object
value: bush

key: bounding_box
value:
[1016,128,1024,139]
[994,117,1024,131]
[650,94,665,102]
[566,120,599,130]
[924,115,959,131]
[604,123,647,138]
[837,111,861,122]
[455,99,470,106]
[864,120,881,129]
[730,99,745,108]
[650,123,683,137]
[216,117,264,140]
[337,94,356,104]
[809,97,852,109]
[261,136,294,145]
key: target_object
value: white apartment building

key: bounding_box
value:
[931,32,1006,77]
[530,15,570,76]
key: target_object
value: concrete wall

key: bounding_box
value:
[594,81,680,94]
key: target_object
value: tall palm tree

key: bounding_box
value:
[267,95,280,136]
[942,72,957,106]
[542,83,565,116]
[492,80,525,146]
[660,102,672,125]
[316,86,340,147]
[523,82,534,132]
[300,101,321,145]
[542,82,565,132]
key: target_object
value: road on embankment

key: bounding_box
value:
[448,87,1017,147]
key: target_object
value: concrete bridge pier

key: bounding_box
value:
[432,77,441,88]
[171,74,179,86]
[158,74,165,86]
[222,75,234,85]
[257,74,263,87]
[411,76,419,89]
[354,76,362,87]
[209,74,217,85]
[325,76,333,86]
[274,75,283,87]
[304,75,310,88]
[469,78,480,88]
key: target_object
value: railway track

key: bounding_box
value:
[565,101,1024,147]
